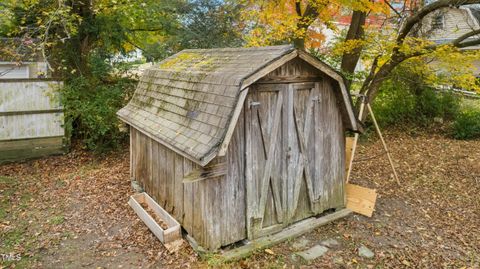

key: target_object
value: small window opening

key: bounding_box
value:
[432,14,444,30]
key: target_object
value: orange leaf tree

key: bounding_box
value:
[243,0,480,117]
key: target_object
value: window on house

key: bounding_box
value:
[432,14,444,30]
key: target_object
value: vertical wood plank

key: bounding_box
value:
[286,84,295,222]
[173,154,184,222]
[165,149,175,212]
[147,135,153,198]
[130,128,136,181]
[245,93,254,239]
[151,140,159,202]
[157,140,167,208]
[193,179,204,247]
[183,159,194,236]
[224,108,246,244]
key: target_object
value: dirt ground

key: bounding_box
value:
[0,129,479,268]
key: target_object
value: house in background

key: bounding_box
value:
[319,3,480,80]
[422,6,480,78]
[0,38,49,79]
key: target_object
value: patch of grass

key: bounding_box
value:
[50,215,65,225]
[2,227,26,249]
[1,223,37,267]
[201,253,226,267]
[19,193,33,209]
[62,231,74,240]
[0,254,32,268]
[55,178,67,188]
[0,176,14,184]
[0,176,16,220]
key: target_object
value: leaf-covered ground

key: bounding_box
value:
[0,130,479,268]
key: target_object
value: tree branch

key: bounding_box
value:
[127,28,164,32]
[385,0,402,17]
[295,1,302,17]
[303,2,319,19]
[456,37,480,48]
[452,29,480,46]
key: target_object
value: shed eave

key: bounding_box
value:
[117,112,211,166]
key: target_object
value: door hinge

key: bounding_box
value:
[249,101,261,108]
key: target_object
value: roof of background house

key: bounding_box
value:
[470,7,480,24]
[117,45,359,166]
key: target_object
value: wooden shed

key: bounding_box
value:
[117,45,360,251]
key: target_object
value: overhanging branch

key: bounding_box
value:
[127,28,164,32]
[456,38,480,48]
[453,29,480,46]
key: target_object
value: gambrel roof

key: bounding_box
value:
[117,45,359,166]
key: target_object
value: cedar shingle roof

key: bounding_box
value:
[117,45,359,166]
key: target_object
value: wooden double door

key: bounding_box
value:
[245,82,345,239]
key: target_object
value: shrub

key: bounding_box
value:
[372,65,460,127]
[371,79,416,126]
[61,54,136,152]
[452,105,480,140]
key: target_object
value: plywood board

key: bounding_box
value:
[346,183,377,217]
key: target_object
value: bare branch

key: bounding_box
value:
[385,0,402,17]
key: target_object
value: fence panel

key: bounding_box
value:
[0,79,66,163]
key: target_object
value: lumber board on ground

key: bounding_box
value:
[221,209,352,261]
[345,183,377,217]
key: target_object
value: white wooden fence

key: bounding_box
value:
[0,79,66,163]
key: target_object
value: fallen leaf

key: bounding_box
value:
[264,249,275,255]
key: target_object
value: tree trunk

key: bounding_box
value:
[341,10,367,87]
[293,37,306,49]
[67,0,96,75]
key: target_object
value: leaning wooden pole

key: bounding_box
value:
[346,98,365,183]
[366,103,400,185]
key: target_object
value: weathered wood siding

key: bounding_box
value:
[246,59,345,239]
[257,58,322,83]
[0,79,65,162]
[130,119,246,250]
[129,57,347,250]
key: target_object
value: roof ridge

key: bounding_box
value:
[181,45,294,53]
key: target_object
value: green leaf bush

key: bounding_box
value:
[452,105,480,140]
[372,65,460,127]
[61,54,136,152]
